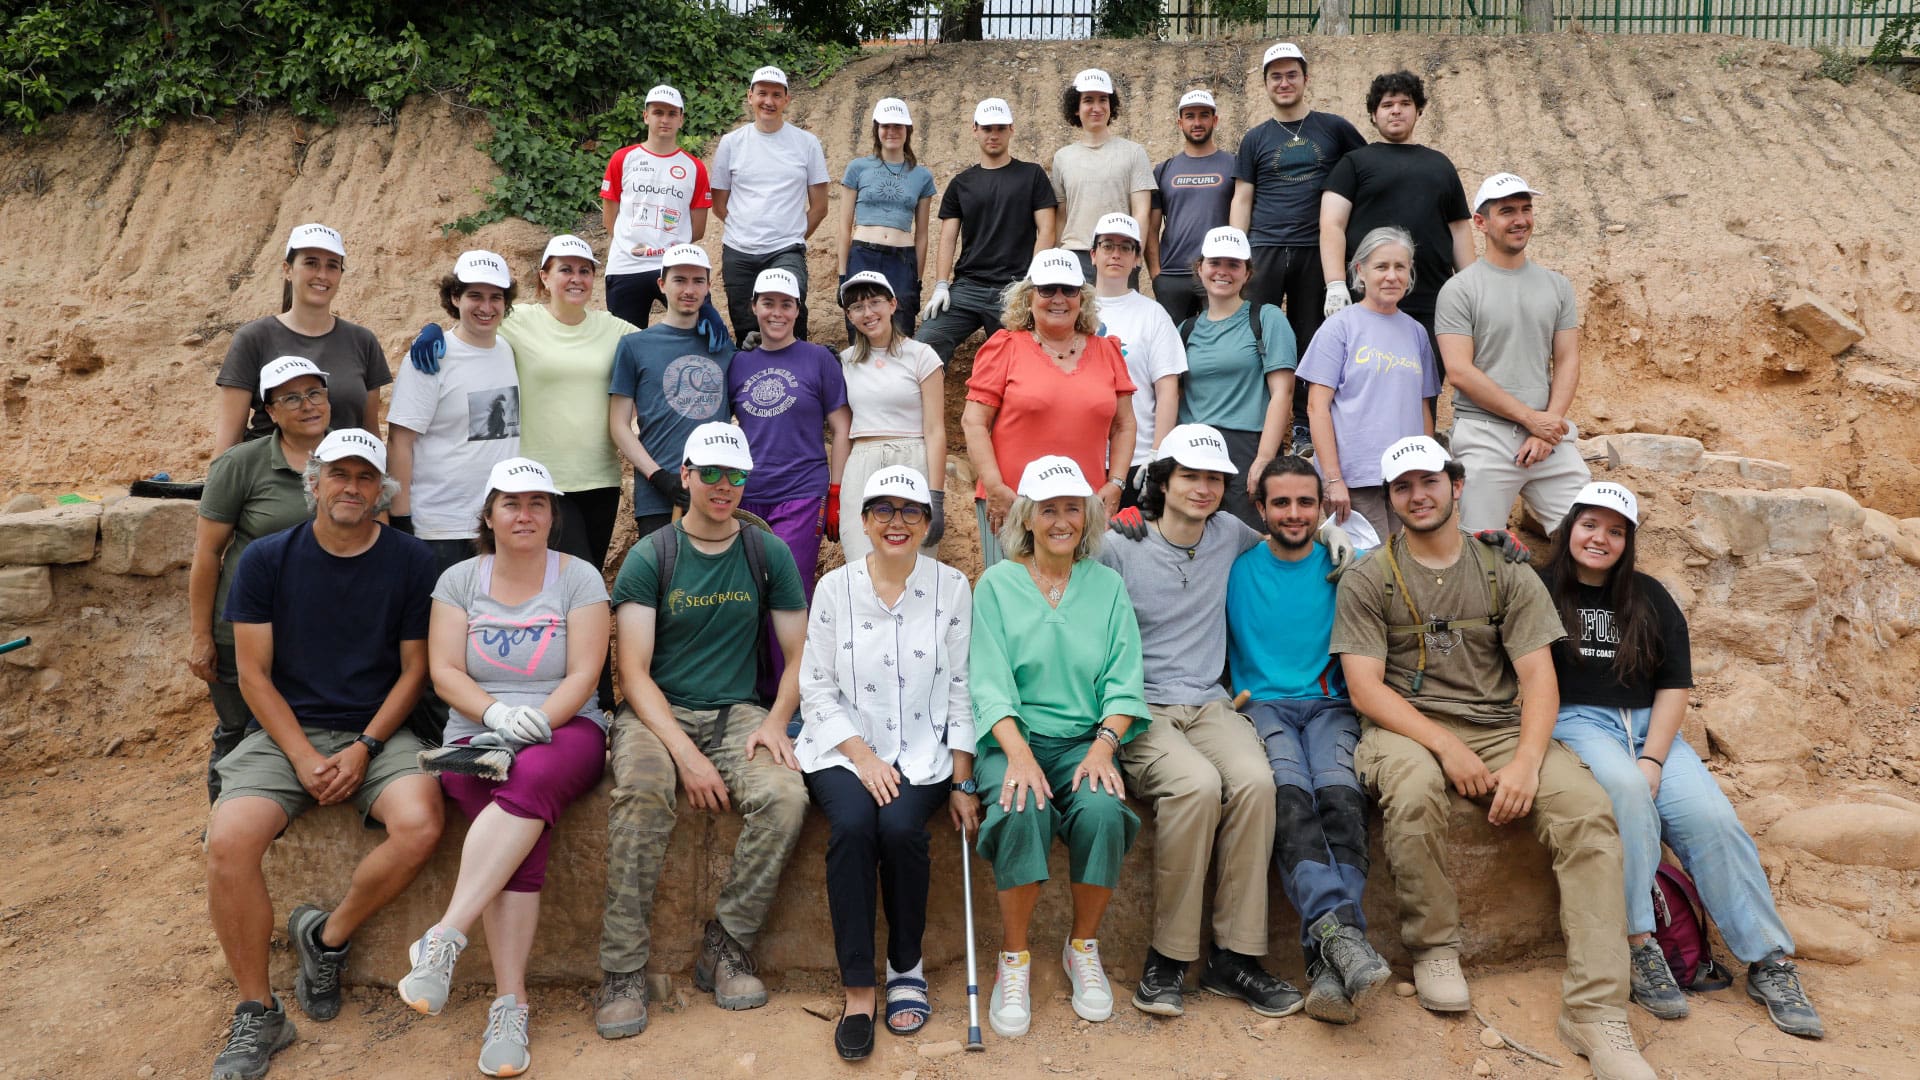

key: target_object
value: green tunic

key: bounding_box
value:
[200,435,310,646]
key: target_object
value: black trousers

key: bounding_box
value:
[550,485,623,710]
[804,766,950,987]
[1248,244,1323,428]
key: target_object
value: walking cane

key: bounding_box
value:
[961,829,985,1050]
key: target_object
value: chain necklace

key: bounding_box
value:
[1030,330,1081,365]
[1154,523,1199,588]
[1026,561,1072,606]
[1275,116,1308,146]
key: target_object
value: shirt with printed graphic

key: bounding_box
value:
[387,333,521,540]
[1233,113,1366,248]
[726,340,848,504]
[1543,569,1693,709]
[601,144,712,275]
[608,324,735,517]
[1150,149,1236,275]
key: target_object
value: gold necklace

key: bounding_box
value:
[1026,561,1072,604]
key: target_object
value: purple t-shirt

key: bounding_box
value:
[727,340,848,502]
[1295,305,1440,488]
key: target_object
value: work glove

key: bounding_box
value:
[408,323,446,374]
[1323,281,1351,319]
[647,467,689,509]
[825,484,842,543]
[1475,528,1532,564]
[924,490,946,547]
[695,299,731,353]
[1129,461,1150,494]
[921,280,951,321]
[482,702,552,745]
[741,330,764,351]
[1319,520,1357,582]
[1108,505,1148,541]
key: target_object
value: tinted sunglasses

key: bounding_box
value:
[695,466,749,487]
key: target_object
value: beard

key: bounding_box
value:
[1396,490,1456,534]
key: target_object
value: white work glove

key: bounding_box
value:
[1318,520,1356,582]
[482,702,553,744]
[1323,281,1351,318]
[921,280,951,321]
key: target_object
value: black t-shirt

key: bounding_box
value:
[1233,113,1366,248]
[1541,569,1694,709]
[1323,143,1471,318]
[939,159,1059,287]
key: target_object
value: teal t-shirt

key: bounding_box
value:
[1226,540,1345,700]
[198,435,312,645]
[609,524,806,709]
[1178,302,1298,432]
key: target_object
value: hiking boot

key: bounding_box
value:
[1062,938,1115,1021]
[478,994,531,1077]
[1291,423,1315,459]
[592,969,648,1039]
[1628,940,1689,1020]
[1556,1014,1657,1080]
[1130,947,1187,1017]
[1302,960,1356,1025]
[287,905,348,1021]
[1308,913,1391,1005]
[694,919,768,1010]
[1412,951,1471,1013]
[397,924,467,1016]
[1198,947,1303,1018]
[210,997,297,1080]
[989,951,1032,1038]
[1746,952,1824,1039]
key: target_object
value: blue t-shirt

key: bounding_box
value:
[609,324,735,516]
[1178,302,1297,432]
[842,156,937,232]
[1232,113,1366,248]
[225,523,437,732]
[1226,540,1345,701]
[1150,150,1235,275]
[727,341,848,503]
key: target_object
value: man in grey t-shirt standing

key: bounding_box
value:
[1147,89,1235,324]
[1435,173,1590,533]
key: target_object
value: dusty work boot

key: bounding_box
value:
[1557,1014,1658,1080]
[287,905,348,1021]
[1412,950,1471,1012]
[210,997,297,1080]
[478,994,531,1077]
[695,919,768,1010]
[1308,912,1391,1005]
[1746,952,1824,1039]
[1302,960,1356,1025]
[1130,947,1187,1017]
[1198,946,1302,1017]
[592,969,648,1039]
[1628,940,1688,1020]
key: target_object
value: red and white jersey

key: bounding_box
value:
[600,144,712,275]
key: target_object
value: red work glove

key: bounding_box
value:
[825,484,842,543]
[1474,529,1531,564]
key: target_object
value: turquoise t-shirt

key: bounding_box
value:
[1226,540,1345,701]
[1178,302,1298,432]
[842,156,937,232]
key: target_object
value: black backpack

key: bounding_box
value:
[650,518,777,704]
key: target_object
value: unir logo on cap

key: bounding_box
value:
[1039,464,1075,480]
[507,463,544,477]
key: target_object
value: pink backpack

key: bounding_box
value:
[1651,864,1733,991]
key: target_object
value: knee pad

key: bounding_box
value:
[1317,785,1371,876]
[1272,785,1329,872]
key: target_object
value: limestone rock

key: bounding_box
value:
[1732,560,1817,611]
[1702,674,1811,763]
[0,566,53,620]
[1777,905,1875,964]
[1887,915,1920,943]
[1698,453,1791,489]
[96,497,197,576]
[1690,489,1832,558]
[1850,790,1920,817]
[3,494,44,514]
[1605,434,1703,473]
[0,503,100,565]
[1795,487,1863,532]
[917,1041,963,1060]
[1777,291,1863,355]
[1690,608,1791,664]
[1735,793,1800,834]
[1765,804,1920,870]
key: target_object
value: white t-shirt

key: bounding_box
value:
[1096,290,1187,466]
[838,339,942,439]
[388,333,521,539]
[709,122,830,255]
[600,144,712,275]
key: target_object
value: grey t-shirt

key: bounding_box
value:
[1434,259,1579,423]
[1151,150,1236,275]
[1096,513,1263,704]
[431,552,611,744]
[216,315,392,440]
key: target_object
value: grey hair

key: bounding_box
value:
[1348,225,1417,294]
[995,493,1108,562]
[303,456,400,514]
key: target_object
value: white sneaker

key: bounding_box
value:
[1063,938,1114,1022]
[478,994,531,1077]
[989,951,1032,1038]
[397,925,468,1016]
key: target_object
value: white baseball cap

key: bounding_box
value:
[453,249,512,289]
[1177,88,1217,112]
[1072,68,1115,95]
[973,97,1014,125]
[839,270,895,303]
[1200,226,1252,261]
[259,355,328,397]
[486,456,563,496]
[1262,42,1307,72]
[660,243,711,271]
[1017,455,1093,502]
[1380,435,1452,483]
[312,428,387,473]
[541,234,598,266]
[683,422,754,470]
[1473,172,1543,211]
[644,84,684,109]
[1573,481,1640,527]
[1027,248,1085,289]
[1092,212,1141,245]
[862,465,932,506]
[752,267,802,298]
[749,65,788,89]
[1156,423,1238,475]
[285,223,345,259]
[871,97,913,126]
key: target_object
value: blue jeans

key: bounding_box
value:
[844,241,920,339]
[1247,697,1370,954]
[721,243,811,345]
[1553,704,1794,963]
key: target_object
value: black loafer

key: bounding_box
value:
[835,1011,876,1060]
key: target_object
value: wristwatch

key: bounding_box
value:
[951,778,979,795]
[355,734,385,755]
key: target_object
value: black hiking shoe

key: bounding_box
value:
[1303,960,1357,1025]
[287,904,348,1021]
[1747,952,1824,1039]
[1628,940,1689,1020]
[210,997,297,1080]
[1198,948,1302,1018]
[1130,947,1188,1016]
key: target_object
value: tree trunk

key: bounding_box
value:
[1524,0,1556,33]
[940,0,986,41]
[1317,0,1352,36]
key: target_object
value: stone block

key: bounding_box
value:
[0,503,99,565]
[1690,608,1791,663]
[1689,489,1833,558]
[1702,673,1812,764]
[1732,559,1817,611]
[3,494,44,514]
[1698,453,1791,490]
[0,566,52,620]
[1777,905,1875,964]
[1604,434,1703,473]
[96,497,198,576]
[1734,793,1800,835]
[1764,804,1920,870]
[1794,487,1863,532]
[1776,291,1863,355]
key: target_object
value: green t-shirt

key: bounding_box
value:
[198,436,312,645]
[1329,531,1565,726]
[1178,302,1298,432]
[609,523,806,709]
[498,303,637,492]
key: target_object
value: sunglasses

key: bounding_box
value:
[865,502,927,524]
[695,466,749,487]
[1035,283,1079,299]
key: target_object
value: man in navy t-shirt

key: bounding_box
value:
[204,428,443,1080]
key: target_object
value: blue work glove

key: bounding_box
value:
[923,490,946,548]
[694,298,731,353]
[1108,505,1147,541]
[408,323,445,374]
[1475,528,1532,564]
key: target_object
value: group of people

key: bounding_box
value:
[184,42,1825,1080]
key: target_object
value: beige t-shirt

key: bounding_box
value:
[1330,531,1565,725]
[1051,137,1155,251]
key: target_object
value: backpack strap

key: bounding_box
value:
[650,524,679,613]
[737,518,778,704]
[1381,533,1507,693]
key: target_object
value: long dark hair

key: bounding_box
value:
[869,122,917,170]
[1543,503,1661,687]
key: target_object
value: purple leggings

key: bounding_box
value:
[742,494,825,699]
[440,718,606,892]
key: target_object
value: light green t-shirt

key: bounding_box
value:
[198,435,311,645]
[498,303,637,492]
[1178,301,1298,433]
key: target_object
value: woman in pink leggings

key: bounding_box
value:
[395,457,611,1077]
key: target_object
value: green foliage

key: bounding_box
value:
[1857,0,1920,60]
[1812,43,1859,83]
[1095,0,1164,38]
[0,0,855,231]
[765,0,920,46]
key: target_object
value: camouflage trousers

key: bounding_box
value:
[599,702,810,974]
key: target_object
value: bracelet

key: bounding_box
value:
[1637,755,1665,768]
[1095,726,1121,750]
[1326,476,1344,485]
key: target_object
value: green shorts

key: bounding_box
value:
[214,726,430,828]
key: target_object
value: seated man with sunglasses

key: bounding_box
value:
[595,421,811,1038]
